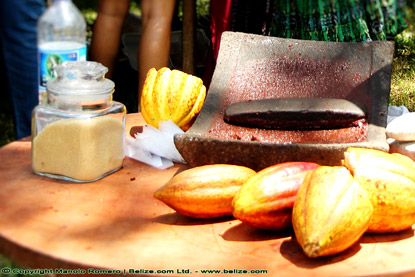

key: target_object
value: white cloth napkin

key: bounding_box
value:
[387,105,409,125]
[386,105,415,160]
[386,105,415,141]
[126,120,186,169]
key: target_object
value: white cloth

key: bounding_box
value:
[126,121,186,169]
[386,106,415,141]
[386,105,415,160]
[386,105,409,125]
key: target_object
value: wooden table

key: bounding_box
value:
[0,113,414,276]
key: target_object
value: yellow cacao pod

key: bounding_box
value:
[140,67,206,131]
[232,162,320,230]
[154,164,256,219]
[292,166,373,258]
[343,147,415,181]
[343,147,415,233]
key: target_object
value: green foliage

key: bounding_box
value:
[0,253,40,277]
[196,0,210,17]
[0,94,15,146]
[0,113,15,146]
[390,5,415,111]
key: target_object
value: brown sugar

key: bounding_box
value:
[32,116,124,182]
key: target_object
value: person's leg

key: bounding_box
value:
[90,0,130,79]
[138,0,177,100]
[0,0,45,139]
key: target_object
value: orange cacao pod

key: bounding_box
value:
[231,162,320,230]
[292,166,373,258]
[154,164,256,219]
[343,147,415,233]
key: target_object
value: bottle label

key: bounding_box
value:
[38,45,87,89]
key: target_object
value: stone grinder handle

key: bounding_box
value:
[223,97,367,130]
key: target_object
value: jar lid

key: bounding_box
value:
[46,61,115,102]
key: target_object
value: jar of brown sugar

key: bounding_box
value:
[31,61,126,182]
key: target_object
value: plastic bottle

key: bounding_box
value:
[37,0,87,104]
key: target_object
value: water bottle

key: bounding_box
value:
[37,0,87,104]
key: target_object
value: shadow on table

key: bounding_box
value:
[279,237,362,269]
[221,222,293,242]
[360,228,414,244]
[153,212,294,242]
[152,212,234,226]
[279,228,415,269]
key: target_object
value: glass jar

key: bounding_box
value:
[31,61,126,182]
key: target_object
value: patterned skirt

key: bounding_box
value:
[229,0,408,42]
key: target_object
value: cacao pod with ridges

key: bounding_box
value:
[292,166,373,258]
[231,162,320,230]
[154,164,256,219]
[343,147,415,182]
[343,147,415,233]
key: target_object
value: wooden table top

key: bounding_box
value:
[0,113,414,276]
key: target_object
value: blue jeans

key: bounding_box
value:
[0,0,45,139]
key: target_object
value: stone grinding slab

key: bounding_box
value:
[174,32,394,170]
